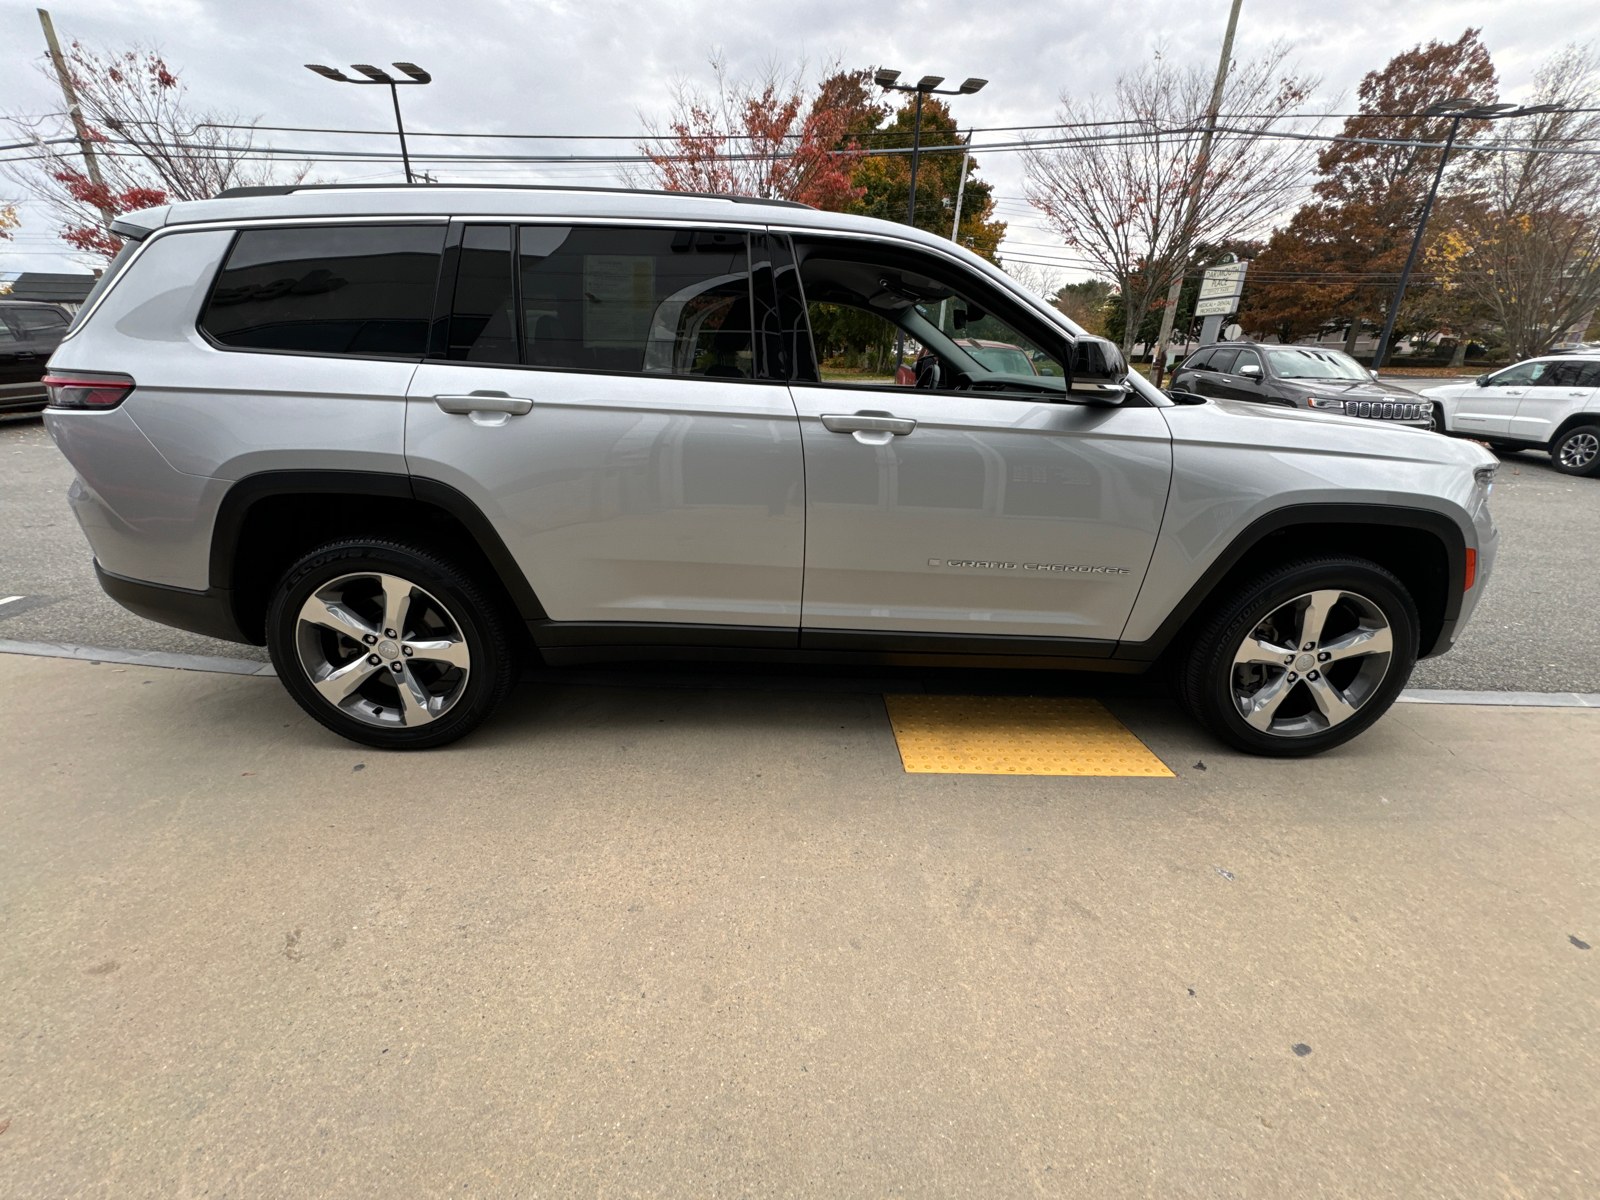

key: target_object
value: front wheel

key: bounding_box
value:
[1550,425,1600,477]
[1179,558,1419,757]
[266,539,518,750]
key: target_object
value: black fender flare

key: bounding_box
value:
[208,470,547,625]
[1114,502,1469,661]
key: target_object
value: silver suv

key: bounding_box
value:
[43,184,1498,756]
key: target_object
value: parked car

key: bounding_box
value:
[1421,355,1600,476]
[0,299,73,414]
[1169,342,1433,428]
[44,184,1497,757]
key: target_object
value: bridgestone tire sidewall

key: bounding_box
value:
[1184,558,1420,758]
[266,541,514,751]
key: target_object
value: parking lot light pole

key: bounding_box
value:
[1369,97,1564,371]
[305,62,432,184]
[874,70,986,372]
[873,70,987,229]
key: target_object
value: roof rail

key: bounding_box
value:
[212,182,814,210]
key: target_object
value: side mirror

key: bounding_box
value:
[1240,364,1263,379]
[1369,368,1381,381]
[1068,335,1129,405]
[1475,374,1491,387]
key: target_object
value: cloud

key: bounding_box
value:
[3,0,1595,275]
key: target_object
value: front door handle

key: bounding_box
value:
[820,412,916,435]
[434,391,533,416]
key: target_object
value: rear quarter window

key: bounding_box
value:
[200,224,445,358]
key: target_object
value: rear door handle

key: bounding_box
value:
[434,392,533,416]
[820,412,916,435]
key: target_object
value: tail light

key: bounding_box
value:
[42,372,135,410]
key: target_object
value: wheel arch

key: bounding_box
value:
[1548,412,1600,450]
[1119,503,1469,664]
[210,470,545,645]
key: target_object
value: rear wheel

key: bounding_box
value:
[1179,557,1419,757]
[1550,425,1600,477]
[266,539,517,750]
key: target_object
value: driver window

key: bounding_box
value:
[795,243,1065,393]
[1489,361,1545,387]
[1233,348,1262,374]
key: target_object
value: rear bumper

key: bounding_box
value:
[94,562,252,645]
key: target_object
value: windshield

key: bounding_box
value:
[965,345,1036,375]
[1266,347,1370,380]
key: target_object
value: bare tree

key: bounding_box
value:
[1023,45,1319,357]
[1452,45,1600,358]
[4,40,300,258]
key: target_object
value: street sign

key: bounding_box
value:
[1194,258,1249,318]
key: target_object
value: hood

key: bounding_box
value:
[1187,397,1495,468]
[1286,377,1419,399]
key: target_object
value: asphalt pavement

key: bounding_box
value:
[4,410,1597,693]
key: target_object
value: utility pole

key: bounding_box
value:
[37,8,115,233]
[1149,0,1244,388]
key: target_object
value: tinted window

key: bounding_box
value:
[445,225,517,363]
[1181,350,1214,371]
[202,225,444,357]
[0,315,21,345]
[1233,348,1262,374]
[1208,347,1239,374]
[11,307,69,334]
[1541,359,1593,387]
[1579,362,1600,388]
[517,225,753,378]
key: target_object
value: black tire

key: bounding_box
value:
[266,539,517,750]
[1179,557,1419,757]
[1550,425,1600,477]
[1429,403,1447,434]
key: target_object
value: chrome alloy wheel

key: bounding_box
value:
[1230,589,1393,739]
[1558,430,1599,470]
[294,572,471,728]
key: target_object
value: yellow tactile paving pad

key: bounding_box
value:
[884,695,1176,777]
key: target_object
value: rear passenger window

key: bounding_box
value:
[517,225,753,378]
[201,225,444,357]
[1208,348,1240,374]
[12,308,69,334]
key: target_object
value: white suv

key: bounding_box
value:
[1423,356,1600,476]
[43,184,1498,755]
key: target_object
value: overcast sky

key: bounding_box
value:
[3,0,1597,282]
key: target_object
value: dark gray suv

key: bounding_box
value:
[1170,342,1432,428]
[0,300,73,414]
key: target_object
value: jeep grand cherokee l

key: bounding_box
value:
[43,184,1498,756]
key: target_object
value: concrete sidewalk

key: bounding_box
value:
[2,654,1596,1198]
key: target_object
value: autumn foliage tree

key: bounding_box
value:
[1239,30,1499,353]
[4,39,296,259]
[635,58,882,210]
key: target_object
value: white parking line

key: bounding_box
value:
[1399,688,1600,708]
[0,638,276,676]
[0,596,22,606]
